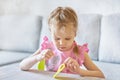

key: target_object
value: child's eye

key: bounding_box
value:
[55,38,60,40]
[65,38,71,40]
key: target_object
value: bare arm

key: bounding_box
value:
[78,53,105,78]
[19,49,41,71]
[19,49,54,71]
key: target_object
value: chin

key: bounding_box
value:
[59,49,66,52]
[58,48,69,52]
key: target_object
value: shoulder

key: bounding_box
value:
[74,42,89,65]
[77,43,89,53]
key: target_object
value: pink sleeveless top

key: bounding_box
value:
[40,36,89,74]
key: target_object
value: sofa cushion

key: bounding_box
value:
[40,14,101,60]
[94,61,120,80]
[99,14,120,63]
[75,14,101,60]
[0,15,42,52]
[0,51,31,66]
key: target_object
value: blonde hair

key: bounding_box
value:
[48,7,79,56]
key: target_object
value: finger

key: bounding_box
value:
[49,52,54,57]
[67,62,76,71]
[64,57,72,66]
[67,64,75,72]
[64,57,71,63]
[45,53,54,60]
[47,49,54,56]
[69,62,75,71]
[47,51,54,58]
[67,59,77,72]
[73,66,77,70]
[66,59,72,67]
[45,55,52,60]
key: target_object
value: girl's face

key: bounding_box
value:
[50,25,76,52]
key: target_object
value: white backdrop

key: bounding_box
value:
[0,0,120,17]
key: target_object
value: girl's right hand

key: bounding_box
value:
[36,49,54,61]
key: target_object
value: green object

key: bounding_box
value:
[37,59,45,70]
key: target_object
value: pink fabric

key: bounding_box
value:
[41,36,52,50]
[40,36,89,74]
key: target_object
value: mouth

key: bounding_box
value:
[59,47,66,51]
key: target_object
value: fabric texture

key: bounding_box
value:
[40,36,89,74]
[99,14,120,63]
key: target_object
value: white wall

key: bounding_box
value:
[0,0,120,17]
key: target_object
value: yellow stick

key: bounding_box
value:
[53,64,65,78]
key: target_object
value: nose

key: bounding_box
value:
[59,40,65,45]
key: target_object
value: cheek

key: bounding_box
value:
[67,40,74,46]
[52,40,58,46]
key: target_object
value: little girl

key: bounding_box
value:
[20,6,105,78]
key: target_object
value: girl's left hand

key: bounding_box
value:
[64,57,80,73]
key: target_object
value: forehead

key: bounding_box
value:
[51,25,75,37]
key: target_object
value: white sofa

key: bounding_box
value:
[0,15,42,65]
[0,14,120,80]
